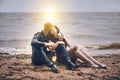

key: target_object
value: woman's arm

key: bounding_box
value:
[63,37,72,47]
[58,32,71,47]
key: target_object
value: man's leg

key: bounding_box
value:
[55,44,78,70]
[32,47,59,73]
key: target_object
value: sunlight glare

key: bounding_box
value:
[44,8,56,23]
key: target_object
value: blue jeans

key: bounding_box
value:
[32,44,71,66]
[55,44,71,64]
[32,47,53,66]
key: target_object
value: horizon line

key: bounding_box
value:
[0,11,120,13]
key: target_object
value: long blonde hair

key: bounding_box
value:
[43,22,54,36]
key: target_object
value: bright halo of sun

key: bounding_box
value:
[43,8,56,23]
[45,13,54,22]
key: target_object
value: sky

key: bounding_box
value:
[0,0,120,12]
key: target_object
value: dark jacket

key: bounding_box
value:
[31,31,50,65]
[31,31,48,47]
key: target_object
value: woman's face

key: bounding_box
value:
[49,27,58,37]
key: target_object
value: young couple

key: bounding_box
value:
[31,22,106,73]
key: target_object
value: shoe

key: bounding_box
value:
[66,62,78,70]
[91,64,100,68]
[50,64,59,73]
[99,64,107,69]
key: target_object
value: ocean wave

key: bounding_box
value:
[0,46,31,55]
[0,38,31,42]
[69,34,101,39]
[0,42,119,56]
[0,39,31,49]
[85,42,120,50]
[98,42,120,50]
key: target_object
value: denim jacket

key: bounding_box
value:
[31,31,48,48]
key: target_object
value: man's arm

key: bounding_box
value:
[31,32,56,48]
[31,32,46,47]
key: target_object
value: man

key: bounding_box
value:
[31,22,77,73]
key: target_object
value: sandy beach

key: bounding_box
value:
[0,51,120,80]
[0,12,120,80]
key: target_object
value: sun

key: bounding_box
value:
[45,13,54,22]
[43,8,56,23]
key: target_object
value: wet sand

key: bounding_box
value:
[0,52,120,80]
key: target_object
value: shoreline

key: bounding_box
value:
[0,52,120,80]
[0,42,120,56]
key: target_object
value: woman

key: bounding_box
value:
[48,25,107,68]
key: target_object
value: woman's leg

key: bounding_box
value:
[68,45,99,67]
[79,49,106,68]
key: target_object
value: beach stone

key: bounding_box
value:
[77,72,84,76]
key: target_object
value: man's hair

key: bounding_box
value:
[43,22,53,36]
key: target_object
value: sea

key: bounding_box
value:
[0,12,120,55]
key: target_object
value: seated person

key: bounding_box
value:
[31,22,78,73]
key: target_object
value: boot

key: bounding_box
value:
[66,61,78,70]
[50,64,59,73]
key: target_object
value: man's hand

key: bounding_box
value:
[45,40,65,51]
[45,41,54,47]
[45,40,58,51]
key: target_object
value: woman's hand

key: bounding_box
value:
[57,33,64,40]
[56,41,65,45]
[47,41,65,51]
